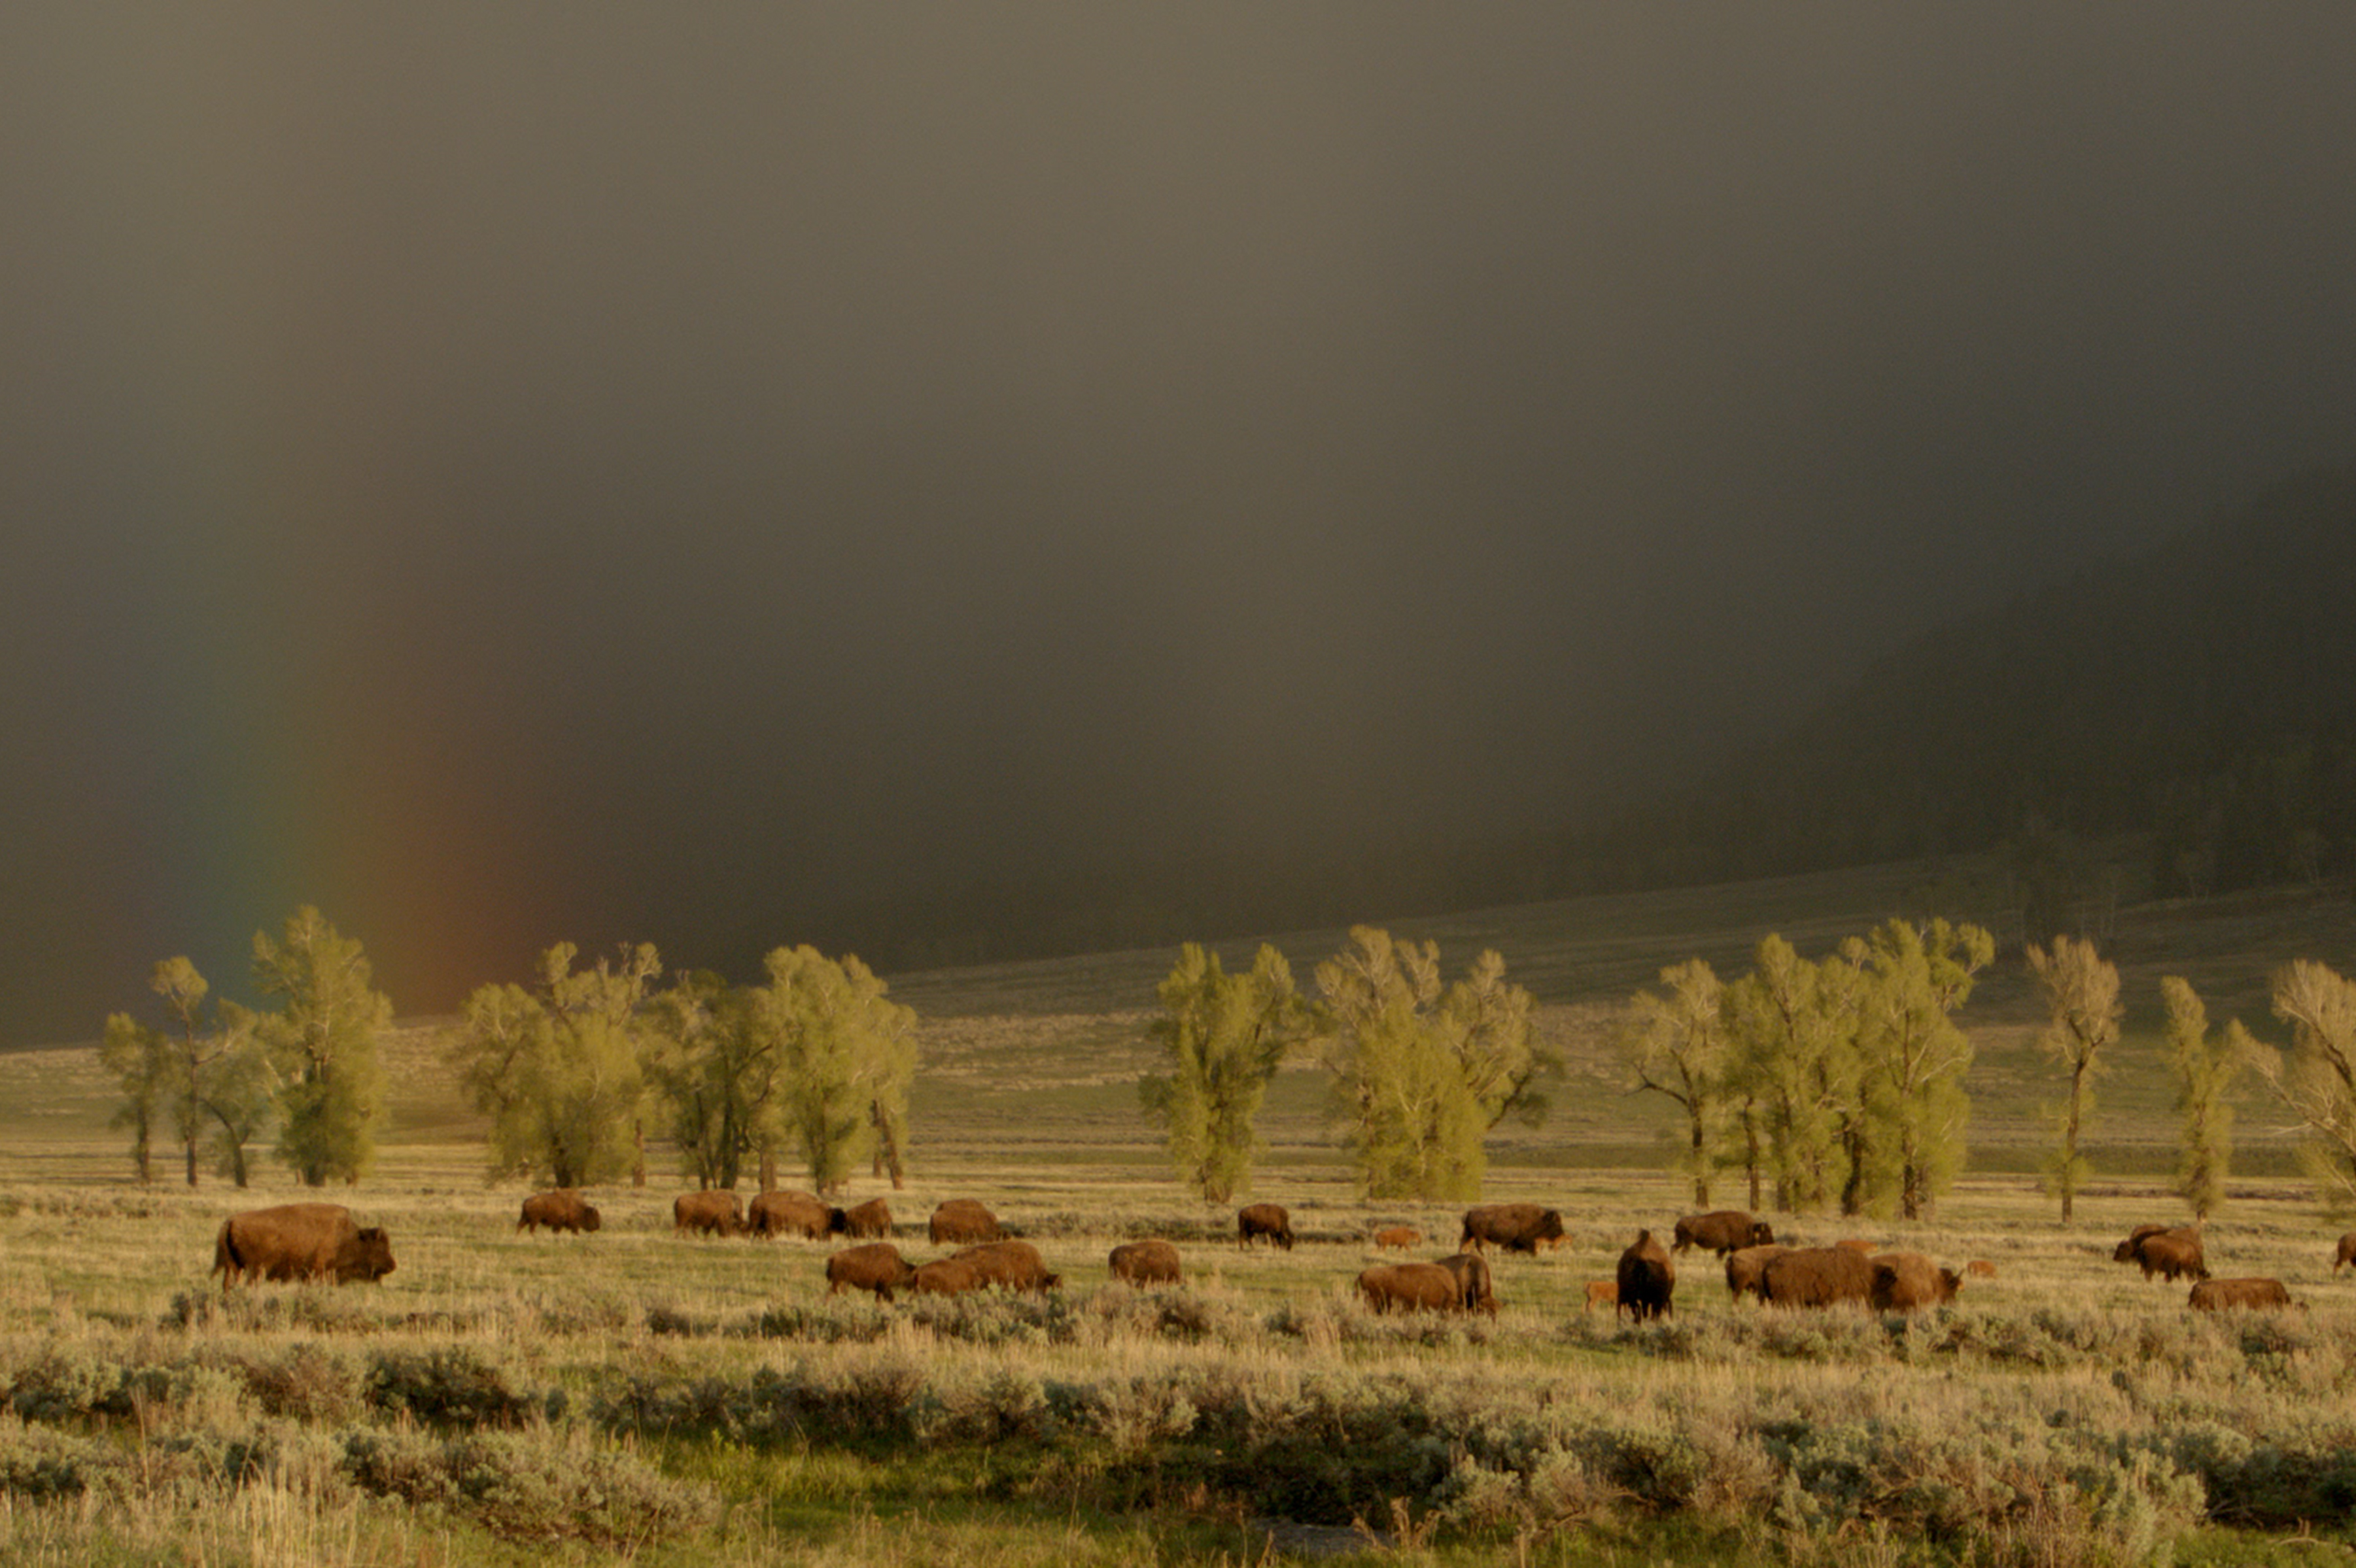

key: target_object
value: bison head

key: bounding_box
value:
[337,1226,397,1283]
[581,1205,602,1233]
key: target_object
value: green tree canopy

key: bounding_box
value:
[744,946,918,1195]
[1139,942,1315,1202]
[254,908,392,1187]
[2027,934,2122,1225]
[2160,975,2251,1221]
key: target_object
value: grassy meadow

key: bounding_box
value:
[3,864,2355,1565]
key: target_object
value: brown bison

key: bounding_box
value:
[1966,1259,1998,1279]
[1109,1239,1183,1286]
[1672,1210,1775,1256]
[1372,1225,1422,1250]
[2335,1231,2356,1272]
[912,1257,984,1296]
[749,1190,844,1240]
[1238,1203,1295,1250]
[213,1203,396,1287]
[825,1243,916,1302]
[1459,1203,1566,1255]
[2111,1223,2172,1263]
[1434,1251,1499,1316]
[929,1199,1005,1245]
[840,1197,893,1239]
[1832,1238,1877,1255]
[672,1190,746,1238]
[2119,1225,2208,1282]
[1760,1246,1875,1308]
[517,1189,600,1235]
[1869,1252,1964,1312]
[953,1239,1061,1292]
[1724,1244,1788,1304]
[1357,1261,1464,1314]
[2189,1276,2293,1312]
[1583,1280,1618,1313]
[1616,1230,1674,1322]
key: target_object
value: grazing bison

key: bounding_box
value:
[1372,1225,1421,1251]
[1724,1244,1788,1304]
[1459,1203,1567,1255]
[750,1190,844,1240]
[1433,1251,1498,1316]
[826,1243,916,1302]
[213,1203,396,1287]
[2111,1223,2172,1264]
[1357,1262,1463,1314]
[1109,1239,1183,1286]
[953,1240,1061,1292]
[1238,1204,1295,1250]
[2335,1231,2356,1272]
[517,1189,600,1235]
[912,1257,984,1296]
[2189,1276,2293,1312]
[2120,1226,2208,1282]
[840,1197,894,1239]
[1583,1280,1618,1313]
[929,1199,1005,1245]
[1760,1246,1875,1308]
[1616,1230,1675,1322]
[1672,1210,1775,1256]
[1869,1252,1964,1312]
[1966,1259,1998,1278]
[673,1190,746,1238]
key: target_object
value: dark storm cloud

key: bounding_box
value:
[5,5,2353,1041]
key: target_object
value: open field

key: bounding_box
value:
[3,868,2355,1563]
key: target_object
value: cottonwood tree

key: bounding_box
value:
[745,946,918,1195]
[254,908,392,1187]
[2249,959,2356,1212]
[646,969,773,1191]
[1849,917,1992,1221]
[2160,976,2251,1219]
[1724,934,1863,1213]
[1623,958,1730,1207]
[98,1010,170,1184]
[1139,943,1315,1202]
[2027,935,2122,1225]
[448,942,660,1189]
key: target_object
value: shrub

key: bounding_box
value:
[364,1346,541,1429]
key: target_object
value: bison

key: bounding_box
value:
[749,1190,844,1240]
[1759,1246,1875,1308]
[1459,1203,1566,1255]
[1672,1210,1775,1256]
[1372,1225,1422,1251]
[2111,1223,2172,1263]
[213,1203,396,1287]
[2119,1225,2208,1282]
[1869,1252,1963,1312]
[1109,1239,1183,1286]
[1616,1229,1674,1322]
[2189,1276,2293,1312]
[1966,1259,1998,1279]
[517,1189,600,1235]
[840,1197,894,1239]
[953,1239,1061,1292]
[1434,1251,1498,1316]
[826,1242,916,1302]
[929,1199,1005,1245]
[673,1190,746,1238]
[1583,1280,1618,1313]
[1357,1262,1463,1314]
[1724,1244,1788,1304]
[912,1257,984,1296]
[2334,1231,2356,1272]
[1238,1203,1295,1250]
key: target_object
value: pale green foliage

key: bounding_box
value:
[1847,917,1992,1220]
[1139,943,1312,1203]
[449,942,659,1189]
[97,1010,169,1184]
[2250,958,2356,1214]
[645,970,771,1191]
[2161,976,2248,1220]
[746,946,918,1195]
[252,908,392,1187]
[1314,927,1536,1201]
[2026,935,2122,1225]
[1723,935,1863,1213]
[1623,958,1729,1206]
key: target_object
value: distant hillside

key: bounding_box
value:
[1544,466,2356,934]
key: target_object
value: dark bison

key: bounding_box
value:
[2189,1276,2293,1311]
[912,1257,984,1296]
[1238,1204,1295,1250]
[749,1190,844,1240]
[1616,1230,1675,1322]
[673,1190,746,1238]
[2334,1231,2356,1272]
[2119,1225,2208,1282]
[213,1203,396,1287]
[840,1197,894,1239]
[953,1239,1061,1292]
[517,1189,600,1235]
[1759,1246,1875,1308]
[1372,1225,1421,1250]
[825,1242,916,1302]
[1869,1252,1963,1312]
[1109,1239,1183,1286]
[1434,1250,1498,1316]
[1357,1261,1463,1314]
[1672,1210,1775,1256]
[2110,1223,2172,1264]
[929,1199,1005,1245]
[1724,1244,1788,1304]
[1459,1203,1565,1255]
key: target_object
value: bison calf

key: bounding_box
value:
[1372,1225,1421,1251]
[1582,1280,1618,1313]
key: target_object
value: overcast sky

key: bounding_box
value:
[5,6,2353,1044]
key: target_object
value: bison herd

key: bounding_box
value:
[207,1193,2353,1323]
